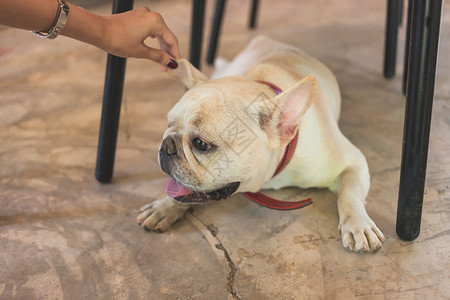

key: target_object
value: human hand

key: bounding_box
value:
[98,7,180,70]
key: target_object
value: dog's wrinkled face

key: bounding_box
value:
[160,59,316,203]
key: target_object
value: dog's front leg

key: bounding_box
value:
[335,165,385,253]
[137,196,191,232]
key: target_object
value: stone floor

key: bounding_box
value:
[1,0,449,299]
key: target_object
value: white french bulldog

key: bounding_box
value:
[137,36,384,253]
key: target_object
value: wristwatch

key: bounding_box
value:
[33,0,70,39]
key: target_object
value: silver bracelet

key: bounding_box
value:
[33,0,70,39]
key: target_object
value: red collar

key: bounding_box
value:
[241,81,312,210]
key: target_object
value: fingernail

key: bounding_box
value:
[167,59,178,69]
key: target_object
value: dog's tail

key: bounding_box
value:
[214,57,229,71]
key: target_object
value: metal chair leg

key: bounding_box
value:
[95,0,134,183]
[402,0,413,95]
[207,0,227,65]
[249,0,259,29]
[397,0,404,26]
[190,0,206,69]
[384,0,400,78]
[396,0,442,241]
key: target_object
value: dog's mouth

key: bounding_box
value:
[164,178,240,203]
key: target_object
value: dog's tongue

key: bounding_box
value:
[164,178,192,198]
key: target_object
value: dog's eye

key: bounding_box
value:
[193,137,210,151]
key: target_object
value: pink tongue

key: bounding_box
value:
[164,178,192,198]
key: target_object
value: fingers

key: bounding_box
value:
[157,29,180,59]
[138,44,178,69]
[110,7,181,68]
[136,6,151,12]
[146,10,181,62]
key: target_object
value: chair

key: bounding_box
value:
[95,0,443,242]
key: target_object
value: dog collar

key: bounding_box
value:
[241,81,313,210]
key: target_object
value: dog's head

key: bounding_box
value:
[160,59,316,203]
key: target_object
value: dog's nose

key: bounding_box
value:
[159,136,177,175]
[161,136,177,156]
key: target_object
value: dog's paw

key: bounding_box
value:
[338,214,385,253]
[137,196,189,232]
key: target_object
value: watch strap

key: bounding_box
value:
[33,0,70,39]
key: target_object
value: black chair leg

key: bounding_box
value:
[397,0,404,26]
[207,0,227,65]
[95,0,134,183]
[384,0,400,78]
[396,0,442,241]
[402,0,413,95]
[249,0,259,29]
[190,0,206,69]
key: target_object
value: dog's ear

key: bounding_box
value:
[263,75,316,146]
[168,59,208,89]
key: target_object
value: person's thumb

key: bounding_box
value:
[141,45,177,69]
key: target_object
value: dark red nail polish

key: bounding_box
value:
[167,59,178,69]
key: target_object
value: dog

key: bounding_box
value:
[137,36,384,253]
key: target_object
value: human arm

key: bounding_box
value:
[0,0,180,69]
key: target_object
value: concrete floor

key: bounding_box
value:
[1,0,449,299]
